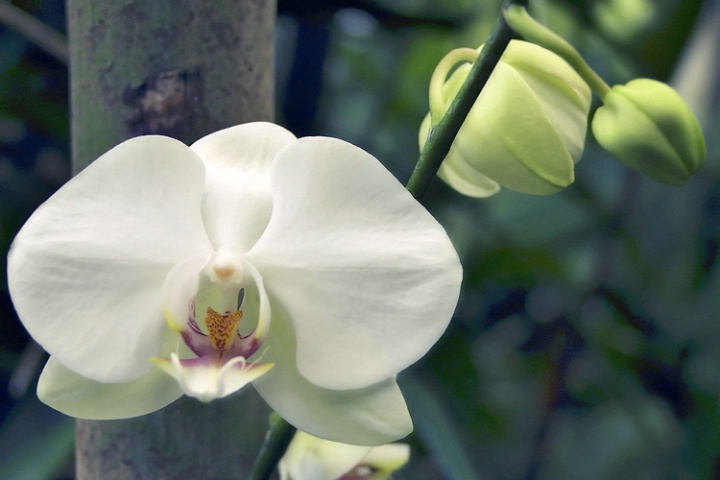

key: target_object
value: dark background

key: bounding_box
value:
[1,0,719,478]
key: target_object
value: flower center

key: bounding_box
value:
[153,252,274,402]
[162,250,270,367]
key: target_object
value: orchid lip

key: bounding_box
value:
[156,249,272,402]
[182,296,262,361]
[154,284,270,401]
[151,352,274,402]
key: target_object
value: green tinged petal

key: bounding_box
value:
[38,357,183,419]
[419,114,501,198]
[279,431,410,480]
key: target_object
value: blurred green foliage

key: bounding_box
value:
[1,0,719,478]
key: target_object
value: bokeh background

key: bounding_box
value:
[1,0,719,478]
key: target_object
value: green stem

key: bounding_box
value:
[503,5,611,99]
[406,0,529,200]
[246,415,297,480]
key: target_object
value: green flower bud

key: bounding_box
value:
[591,79,706,185]
[420,39,591,197]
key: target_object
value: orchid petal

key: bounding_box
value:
[240,257,272,339]
[280,431,372,480]
[248,137,462,390]
[7,136,213,383]
[357,443,411,480]
[191,123,297,252]
[38,356,183,419]
[253,311,413,445]
[162,253,213,331]
[152,353,273,402]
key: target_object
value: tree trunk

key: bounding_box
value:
[68,1,276,478]
[69,0,275,171]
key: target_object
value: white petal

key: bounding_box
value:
[8,136,213,382]
[37,356,183,419]
[253,311,413,446]
[361,443,411,479]
[247,137,462,390]
[280,431,372,480]
[162,253,213,331]
[279,457,327,480]
[241,257,272,339]
[191,122,297,252]
[152,353,273,402]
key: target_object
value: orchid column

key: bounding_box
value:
[67,0,276,477]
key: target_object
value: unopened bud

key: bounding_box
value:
[591,78,706,185]
[420,40,591,197]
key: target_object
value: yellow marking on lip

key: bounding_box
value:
[205,308,243,352]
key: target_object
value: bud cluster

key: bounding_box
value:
[422,5,707,197]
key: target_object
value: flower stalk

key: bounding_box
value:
[247,415,297,480]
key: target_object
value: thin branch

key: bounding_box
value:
[0,1,68,64]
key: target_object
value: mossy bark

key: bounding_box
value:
[68,1,276,478]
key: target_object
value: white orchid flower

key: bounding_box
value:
[8,122,462,444]
[279,430,410,480]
